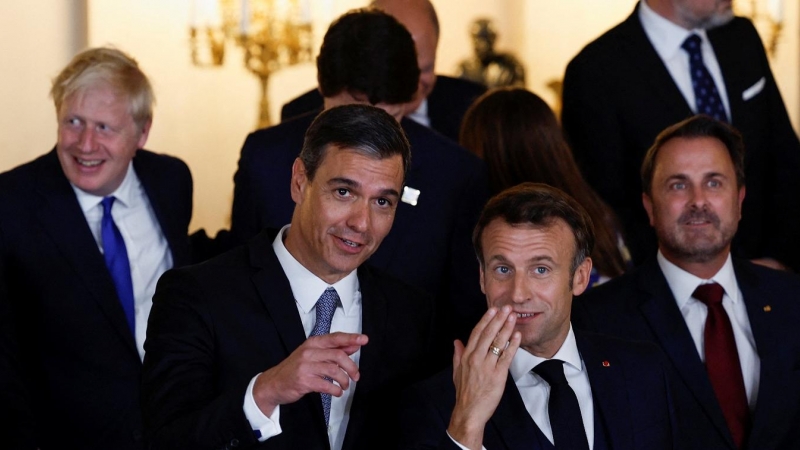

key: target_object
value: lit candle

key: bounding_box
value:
[768,0,784,23]
[241,0,250,34]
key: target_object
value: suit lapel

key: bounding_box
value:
[33,150,139,356]
[133,152,189,267]
[733,261,792,447]
[248,230,308,358]
[487,374,540,449]
[636,260,734,447]
[247,231,330,444]
[341,266,388,450]
[366,118,424,270]
[576,333,634,450]
[707,24,744,127]
[617,7,694,116]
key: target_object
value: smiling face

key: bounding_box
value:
[643,136,744,274]
[479,218,591,358]
[285,147,404,284]
[56,82,149,196]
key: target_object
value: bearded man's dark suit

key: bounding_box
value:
[0,149,192,450]
[280,76,487,142]
[230,112,489,341]
[398,331,677,450]
[562,5,800,268]
[141,229,444,450]
[572,258,800,450]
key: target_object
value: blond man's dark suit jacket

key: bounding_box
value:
[0,149,193,450]
[573,258,800,450]
[562,6,800,269]
[142,229,446,450]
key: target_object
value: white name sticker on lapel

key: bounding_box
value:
[401,186,421,206]
[742,76,765,101]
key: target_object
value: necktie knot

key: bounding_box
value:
[533,359,568,386]
[311,287,339,337]
[101,196,116,215]
[693,282,724,306]
[681,34,702,55]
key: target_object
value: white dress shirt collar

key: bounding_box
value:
[272,225,359,315]
[407,98,431,128]
[72,162,138,212]
[657,250,740,309]
[510,324,583,382]
[640,0,709,60]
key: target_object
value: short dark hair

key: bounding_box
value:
[317,8,419,105]
[473,182,595,277]
[641,115,745,196]
[300,104,411,180]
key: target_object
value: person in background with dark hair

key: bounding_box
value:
[398,182,676,450]
[460,88,627,286]
[573,115,800,450]
[0,47,193,450]
[143,105,446,450]
[231,8,489,342]
[281,0,486,142]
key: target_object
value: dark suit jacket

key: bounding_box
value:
[0,149,192,450]
[562,7,800,268]
[141,229,446,450]
[279,76,487,142]
[398,331,677,450]
[572,257,800,450]
[231,112,489,341]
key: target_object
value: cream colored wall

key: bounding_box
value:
[0,0,85,170]
[1,1,798,234]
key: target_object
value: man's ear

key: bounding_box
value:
[571,257,593,296]
[290,158,308,204]
[479,263,486,295]
[642,192,655,226]
[136,119,152,149]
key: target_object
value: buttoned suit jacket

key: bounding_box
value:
[141,229,445,450]
[279,76,487,142]
[230,112,489,341]
[0,149,193,450]
[562,6,800,268]
[398,331,677,450]
[572,257,800,450]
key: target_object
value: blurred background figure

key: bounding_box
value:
[281,0,486,143]
[456,18,526,89]
[460,87,627,285]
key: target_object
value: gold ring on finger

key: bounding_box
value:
[489,345,502,356]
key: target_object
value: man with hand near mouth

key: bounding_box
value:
[399,183,676,450]
[573,115,800,450]
[0,47,193,449]
[143,105,446,450]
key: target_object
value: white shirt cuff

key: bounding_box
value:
[243,373,282,442]
[447,430,487,450]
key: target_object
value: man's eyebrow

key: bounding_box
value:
[328,177,399,198]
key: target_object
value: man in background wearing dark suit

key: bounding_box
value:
[0,47,193,450]
[573,116,800,450]
[232,9,489,341]
[400,183,676,450]
[281,0,486,142]
[562,0,800,270]
[143,105,445,450]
